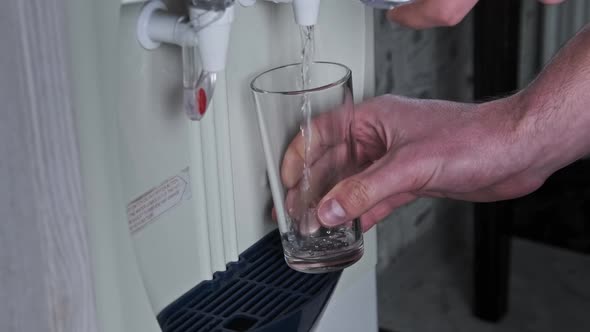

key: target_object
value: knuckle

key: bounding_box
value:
[339,179,373,212]
[430,6,464,27]
[437,13,461,27]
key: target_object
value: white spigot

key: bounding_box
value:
[137,0,325,119]
[137,0,235,120]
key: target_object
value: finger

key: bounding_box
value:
[360,193,416,231]
[316,155,419,228]
[285,144,349,209]
[282,96,388,188]
[283,139,385,236]
[283,143,364,233]
[387,0,478,29]
[283,140,376,198]
[281,108,353,188]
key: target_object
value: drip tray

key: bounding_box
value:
[157,230,341,332]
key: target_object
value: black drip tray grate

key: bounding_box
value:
[157,230,341,332]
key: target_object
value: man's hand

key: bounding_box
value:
[281,23,590,232]
[388,0,566,29]
[281,94,545,231]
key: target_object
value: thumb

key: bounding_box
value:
[316,157,408,227]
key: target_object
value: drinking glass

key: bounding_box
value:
[251,62,363,273]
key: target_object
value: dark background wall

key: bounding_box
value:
[374,2,590,331]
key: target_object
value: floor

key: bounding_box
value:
[377,227,590,332]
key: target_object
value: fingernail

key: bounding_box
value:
[318,199,347,226]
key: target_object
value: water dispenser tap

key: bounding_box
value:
[137,0,235,120]
[291,0,320,26]
[183,0,234,120]
[239,0,320,26]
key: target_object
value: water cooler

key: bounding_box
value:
[67,0,378,330]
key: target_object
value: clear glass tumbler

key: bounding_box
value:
[251,62,363,273]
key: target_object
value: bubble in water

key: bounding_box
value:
[283,226,360,260]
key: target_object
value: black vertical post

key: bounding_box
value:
[472,0,521,322]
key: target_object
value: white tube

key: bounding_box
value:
[137,0,194,49]
[147,12,190,46]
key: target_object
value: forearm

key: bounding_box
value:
[517,23,590,178]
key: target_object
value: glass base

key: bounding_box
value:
[284,243,364,274]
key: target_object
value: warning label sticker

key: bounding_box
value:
[127,167,192,235]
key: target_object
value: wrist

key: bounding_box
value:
[514,24,590,179]
[474,95,552,190]
[513,87,588,181]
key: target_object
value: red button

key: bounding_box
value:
[198,88,207,116]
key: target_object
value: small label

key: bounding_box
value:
[127,168,192,235]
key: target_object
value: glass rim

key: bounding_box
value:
[250,61,351,95]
